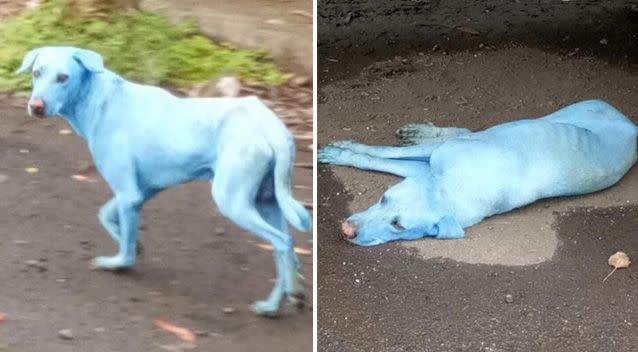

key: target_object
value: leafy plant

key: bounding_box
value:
[0,0,290,91]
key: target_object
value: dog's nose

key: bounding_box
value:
[29,98,45,117]
[341,220,357,239]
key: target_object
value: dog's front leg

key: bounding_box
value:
[318,145,428,177]
[98,198,120,242]
[92,198,140,270]
[329,140,441,160]
[98,197,144,255]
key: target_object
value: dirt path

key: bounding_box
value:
[0,96,313,351]
[318,2,638,351]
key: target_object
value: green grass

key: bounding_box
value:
[0,0,290,91]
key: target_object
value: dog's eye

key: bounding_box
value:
[56,74,69,83]
[32,70,41,79]
[391,218,405,231]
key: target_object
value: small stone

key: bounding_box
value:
[265,18,286,26]
[24,259,47,272]
[18,149,29,154]
[505,294,514,303]
[215,76,241,97]
[58,329,74,340]
[290,75,311,87]
[345,12,354,24]
[456,26,479,35]
[195,330,210,337]
[222,307,236,314]
[600,38,608,45]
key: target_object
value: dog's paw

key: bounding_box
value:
[251,300,281,318]
[91,255,135,270]
[317,145,346,164]
[330,140,360,150]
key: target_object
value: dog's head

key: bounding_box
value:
[341,177,462,246]
[16,46,104,118]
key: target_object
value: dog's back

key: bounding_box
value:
[431,100,638,226]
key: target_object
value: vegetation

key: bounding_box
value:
[0,0,290,91]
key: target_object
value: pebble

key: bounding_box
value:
[290,75,311,87]
[505,294,514,303]
[58,329,74,340]
[24,259,47,272]
[600,38,608,45]
[215,76,241,97]
[222,307,236,314]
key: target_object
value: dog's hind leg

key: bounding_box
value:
[395,123,471,145]
[212,150,299,317]
[256,176,304,307]
[318,145,428,177]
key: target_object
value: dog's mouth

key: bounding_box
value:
[391,218,405,231]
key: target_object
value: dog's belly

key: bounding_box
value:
[432,119,637,226]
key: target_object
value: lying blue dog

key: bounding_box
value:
[319,100,638,246]
[17,46,311,316]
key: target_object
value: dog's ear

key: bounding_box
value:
[16,48,42,74]
[72,49,104,73]
[434,215,464,239]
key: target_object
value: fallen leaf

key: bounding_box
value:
[603,251,631,282]
[255,243,312,256]
[154,319,195,343]
[71,174,96,183]
[25,167,39,174]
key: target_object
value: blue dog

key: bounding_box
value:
[319,100,638,246]
[17,46,311,316]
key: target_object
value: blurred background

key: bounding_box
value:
[0,1,313,351]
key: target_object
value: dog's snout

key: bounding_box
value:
[29,98,45,117]
[341,220,357,239]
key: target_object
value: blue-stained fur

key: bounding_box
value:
[17,46,311,316]
[319,100,637,246]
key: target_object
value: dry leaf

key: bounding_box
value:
[71,174,96,183]
[154,319,196,343]
[603,251,631,282]
[25,167,39,174]
[255,243,312,256]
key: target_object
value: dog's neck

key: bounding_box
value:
[60,70,121,140]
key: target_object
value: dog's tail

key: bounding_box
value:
[273,137,312,232]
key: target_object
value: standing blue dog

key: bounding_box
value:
[319,100,637,246]
[17,46,311,316]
